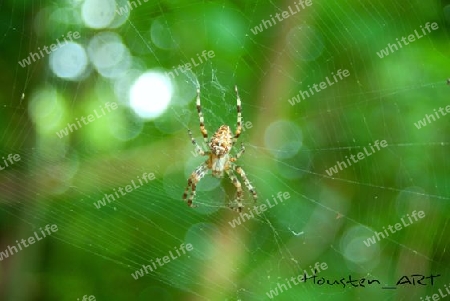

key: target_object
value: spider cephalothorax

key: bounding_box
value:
[182,86,258,212]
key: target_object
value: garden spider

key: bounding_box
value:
[182,86,258,212]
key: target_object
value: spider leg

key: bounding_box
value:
[188,129,207,156]
[233,85,242,145]
[182,162,209,208]
[230,142,245,162]
[196,88,209,144]
[225,169,244,212]
[231,163,258,203]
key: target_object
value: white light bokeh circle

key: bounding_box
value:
[81,0,115,29]
[87,32,131,78]
[151,17,177,50]
[264,120,303,158]
[129,72,173,120]
[108,0,131,28]
[50,42,89,80]
[340,226,380,271]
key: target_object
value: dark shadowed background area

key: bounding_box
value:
[0,0,449,300]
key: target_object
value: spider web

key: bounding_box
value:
[1,0,450,300]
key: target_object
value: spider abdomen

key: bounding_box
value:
[209,125,233,156]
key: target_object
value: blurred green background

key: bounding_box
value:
[0,0,449,300]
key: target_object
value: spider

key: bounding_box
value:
[182,86,258,212]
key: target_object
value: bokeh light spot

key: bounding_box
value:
[287,25,324,61]
[81,0,115,29]
[264,120,303,158]
[50,42,89,80]
[129,72,173,120]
